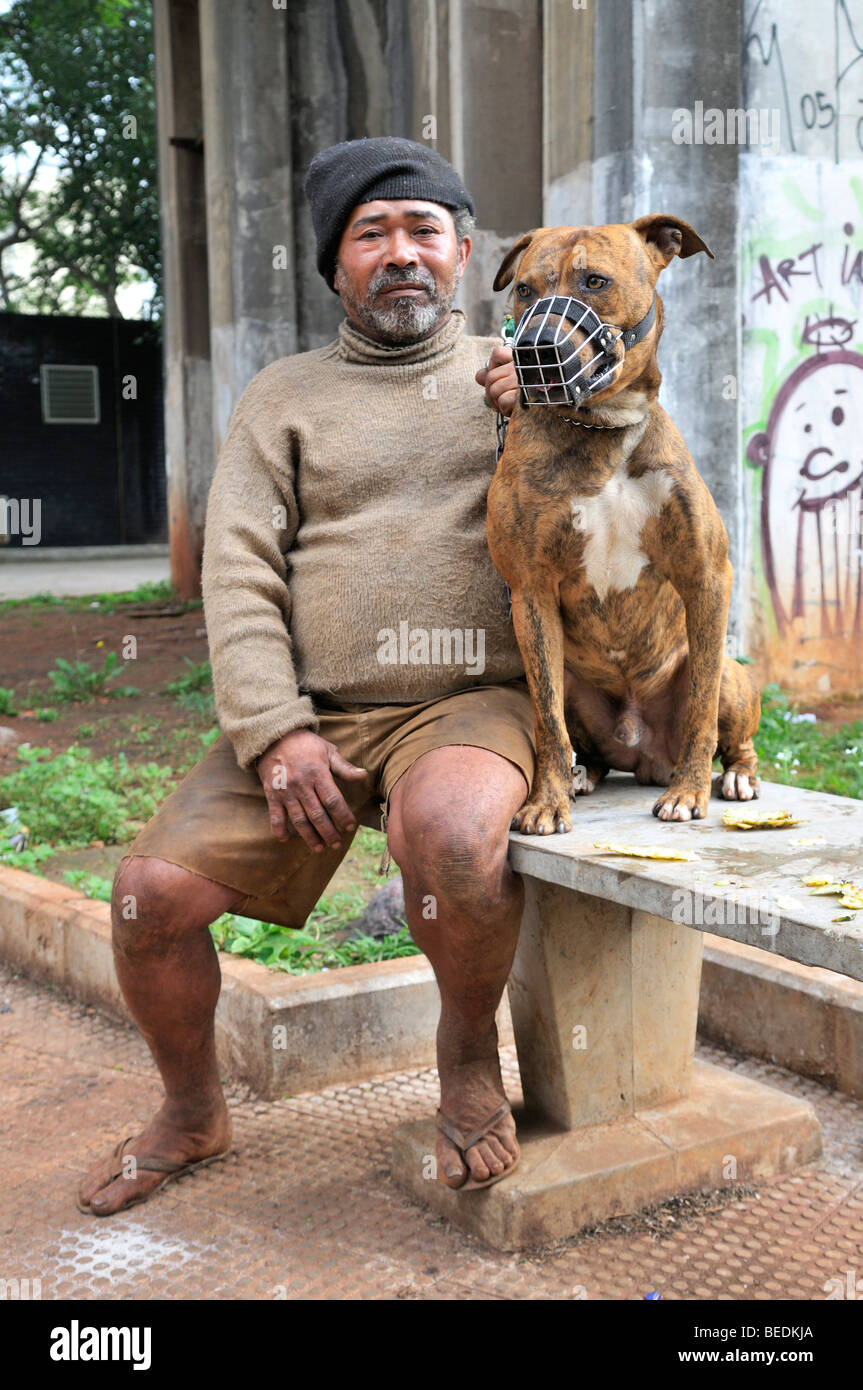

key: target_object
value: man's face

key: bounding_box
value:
[333,199,471,344]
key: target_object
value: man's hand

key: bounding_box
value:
[257,729,369,852]
[476,343,518,418]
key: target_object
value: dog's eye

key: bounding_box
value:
[515,282,533,300]
[584,274,608,291]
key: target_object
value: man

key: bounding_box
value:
[78,137,528,1215]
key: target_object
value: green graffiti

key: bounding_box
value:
[780,176,823,224]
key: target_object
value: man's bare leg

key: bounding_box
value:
[386,745,527,1188]
[78,855,245,1215]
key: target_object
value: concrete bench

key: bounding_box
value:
[392,775,863,1250]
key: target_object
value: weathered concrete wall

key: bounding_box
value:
[199,0,299,458]
[153,0,212,598]
[741,0,863,698]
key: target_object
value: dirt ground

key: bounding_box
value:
[0,597,210,765]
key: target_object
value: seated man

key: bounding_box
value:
[78,136,529,1215]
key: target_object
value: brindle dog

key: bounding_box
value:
[487,215,760,831]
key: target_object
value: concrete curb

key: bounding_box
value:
[2,865,860,1100]
[0,866,455,1096]
[700,932,863,1100]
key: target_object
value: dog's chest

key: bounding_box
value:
[569,469,673,601]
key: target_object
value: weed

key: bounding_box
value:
[45,652,138,704]
[63,870,114,902]
[0,687,17,716]
[0,744,174,847]
[209,889,419,974]
[754,684,863,800]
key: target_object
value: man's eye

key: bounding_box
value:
[515,282,533,299]
[585,274,607,290]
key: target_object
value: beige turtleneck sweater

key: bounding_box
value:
[201,309,524,770]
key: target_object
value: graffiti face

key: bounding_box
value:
[747,350,863,637]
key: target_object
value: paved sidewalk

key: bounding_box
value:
[0,547,170,599]
[1,963,861,1301]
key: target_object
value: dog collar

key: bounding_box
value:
[561,415,626,430]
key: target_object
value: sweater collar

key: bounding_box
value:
[336,309,467,365]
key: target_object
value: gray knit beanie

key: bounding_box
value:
[304,136,475,292]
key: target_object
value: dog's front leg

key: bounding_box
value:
[510,585,574,834]
[653,560,733,821]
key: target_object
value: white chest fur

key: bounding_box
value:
[570,469,673,600]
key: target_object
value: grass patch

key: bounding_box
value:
[0,578,199,617]
[166,658,214,721]
[210,889,417,974]
[0,744,175,848]
[0,687,18,716]
[754,684,863,800]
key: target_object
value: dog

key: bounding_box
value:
[486,215,761,831]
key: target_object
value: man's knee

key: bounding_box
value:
[388,799,511,903]
[111,855,242,941]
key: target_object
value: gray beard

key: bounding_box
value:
[360,294,444,341]
[336,263,457,344]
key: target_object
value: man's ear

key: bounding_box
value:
[632,214,715,267]
[493,230,539,291]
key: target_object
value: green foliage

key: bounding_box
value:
[208,895,416,973]
[0,580,193,616]
[45,652,138,704]
[0,743,174,846]
[76,724,95,739]
[63,869,113,901]
[33,706,61,722]
[754,684,863,800]
[0,0,160,316]
[209,890,419,974]
[166,658,214,720]
[0,842,55,871]
[166,658,212,698]
[0,687,17,715]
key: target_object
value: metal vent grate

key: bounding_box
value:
[40,364,100,424]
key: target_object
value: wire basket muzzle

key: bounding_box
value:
[511,295,623,406]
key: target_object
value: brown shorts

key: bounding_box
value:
[125,679,535,929]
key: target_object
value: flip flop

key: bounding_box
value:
[76,1136,231,1216]
[436,1100,518,1191]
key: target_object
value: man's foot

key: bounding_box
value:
[435,1052,519,1190]
[77,1101,232,1216]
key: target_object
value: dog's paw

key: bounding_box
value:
[511,790,572,835]
[652,782,710,822]
[712,770,760,802]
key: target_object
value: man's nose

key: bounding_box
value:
[384,229,419,265]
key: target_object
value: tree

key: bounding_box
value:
[0,0,160,317]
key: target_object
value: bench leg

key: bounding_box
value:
[392,880,822,1251]
[507,882,703,1129]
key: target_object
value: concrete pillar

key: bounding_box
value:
[507,882,703,1129]
[199,0,298,456]
[152,0,212,599]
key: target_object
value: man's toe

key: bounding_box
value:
[87,1172,161,1216]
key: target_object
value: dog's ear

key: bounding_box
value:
[632,214,715,267]
[493,231,539,291]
